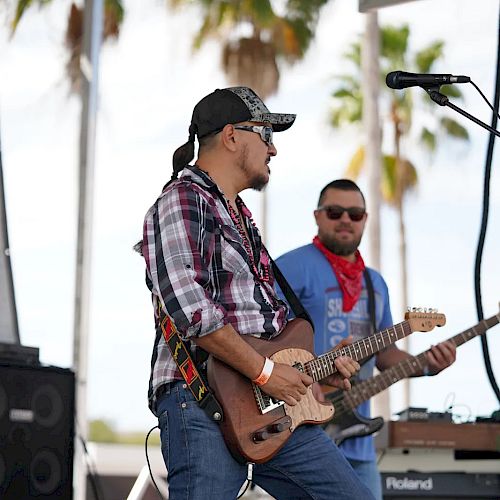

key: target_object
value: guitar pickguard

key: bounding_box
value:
[270,348,334,431]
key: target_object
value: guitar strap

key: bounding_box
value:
[269,255,314,328]
[158,307,224,422]
[363,268,377,335]
[359,268,377,367]
[270,256,375,337]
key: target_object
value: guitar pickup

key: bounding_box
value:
[252,416,292,442]
[253,383,285,414]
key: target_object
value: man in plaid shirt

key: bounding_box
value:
[139,87,373,499]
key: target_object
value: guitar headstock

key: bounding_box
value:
[405,307,446,332]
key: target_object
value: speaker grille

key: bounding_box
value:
[0,363,75,499]
[32,384,64,427]
[30,449,62,495]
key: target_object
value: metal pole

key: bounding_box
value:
[73,1,103,499]
[0,116,20,344]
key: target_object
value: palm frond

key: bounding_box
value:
[381,154,418,204]
[420,127,436,152]
[414,40,444,73]
[345,146,365,179]
[332,88,355,99]
[329,97,363,128]
[440,84,463,99]
[11,0,43,33]
[380,24,409,66]
[343,41,362,68]
[440,117,470,140]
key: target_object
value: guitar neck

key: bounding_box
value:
[343,313,500,410]
[305,320,413,382]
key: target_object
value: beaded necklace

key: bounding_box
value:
[226,198,271,283]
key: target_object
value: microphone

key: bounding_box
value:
[386,71,470,90]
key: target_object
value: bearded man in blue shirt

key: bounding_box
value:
[276,179,456,500]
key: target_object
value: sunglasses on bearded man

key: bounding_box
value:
[317,205,366,222]
[233,125,274,146]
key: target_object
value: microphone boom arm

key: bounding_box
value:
[424,86,500,138]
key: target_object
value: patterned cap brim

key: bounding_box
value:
[226,87,296,132]
[255,112,296,132]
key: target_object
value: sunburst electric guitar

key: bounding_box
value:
[324,310,500,445]
[207,310,445,463]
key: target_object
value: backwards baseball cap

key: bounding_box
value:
[191,86,296,139]
[171,86,296,180]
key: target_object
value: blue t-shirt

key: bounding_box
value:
[276,243,393,462]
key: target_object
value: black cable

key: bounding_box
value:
[473,2,500,405]
[470,80,500,121]
[145,425,255,499]
[78,433,105,500]
[145,425,166,500]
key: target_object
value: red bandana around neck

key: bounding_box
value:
[312,236,366,312]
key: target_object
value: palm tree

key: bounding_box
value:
[10,0,124,93]
[330,23,468,316]
[168,0,329,99]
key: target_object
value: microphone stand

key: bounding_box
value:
[423,86,500,138]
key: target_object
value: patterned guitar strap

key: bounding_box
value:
[158,307,224,422]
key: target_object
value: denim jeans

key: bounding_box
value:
[157,381,375,500]
[346,458,382,500]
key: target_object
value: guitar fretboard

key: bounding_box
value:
[304,321,412,382]
[342,313,500,410]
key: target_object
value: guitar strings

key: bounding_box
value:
[324,316,499,418]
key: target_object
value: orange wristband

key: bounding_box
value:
[253,357,274,386]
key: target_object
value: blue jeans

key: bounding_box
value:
[346,458,382,500]
[157,381,375,500]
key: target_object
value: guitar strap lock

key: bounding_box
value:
[159,311,224,422]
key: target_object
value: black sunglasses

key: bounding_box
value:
[233,125,274,146]
[317,205,366,222]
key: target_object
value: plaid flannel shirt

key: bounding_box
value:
[142,165,288,413]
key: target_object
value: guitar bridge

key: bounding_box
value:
[253,383,285,414]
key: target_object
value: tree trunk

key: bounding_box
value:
[392,102,411,411]
[397,198,410,410]
[362,12,382,271]
[361,11,391,422]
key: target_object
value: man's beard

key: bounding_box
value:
[320,233,362,256]
[237,145,269,191]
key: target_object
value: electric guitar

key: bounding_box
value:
[207,310,445,463]
[324,310,500,445]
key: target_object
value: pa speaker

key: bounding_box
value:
[0,362,75,499]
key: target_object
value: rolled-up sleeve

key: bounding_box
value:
[143,183,226,339]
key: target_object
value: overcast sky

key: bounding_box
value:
[1,0,499,432]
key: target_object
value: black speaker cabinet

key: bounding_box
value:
[0,363,75,499]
